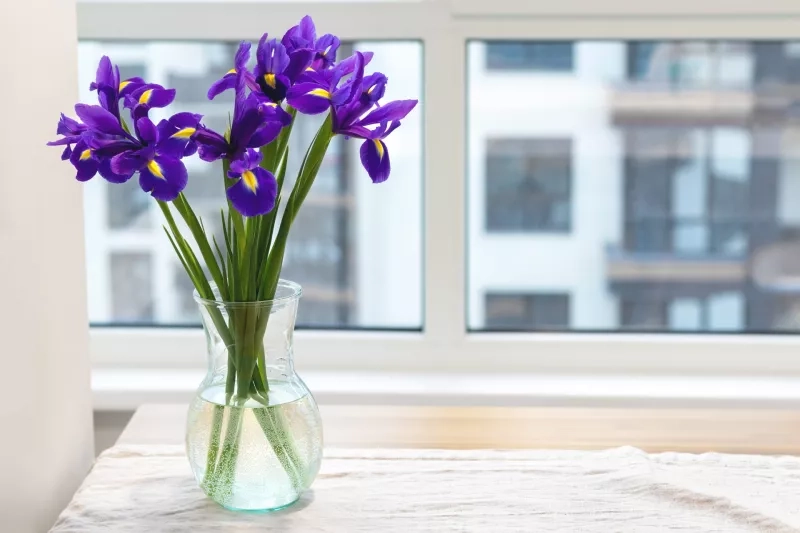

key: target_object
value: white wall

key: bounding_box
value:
[0,0,95,529]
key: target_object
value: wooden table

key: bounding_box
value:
[119,404,800,454]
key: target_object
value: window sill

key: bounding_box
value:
[92,369,800,411]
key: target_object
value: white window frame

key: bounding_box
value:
[78,0,800,408]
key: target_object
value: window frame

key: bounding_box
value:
[78,0,800,388]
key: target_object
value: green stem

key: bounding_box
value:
[253,406,305,492]
[207,405,243,503]
[201,404,224,488]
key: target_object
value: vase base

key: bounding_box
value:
[219,495,300,513]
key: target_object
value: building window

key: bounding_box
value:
[107,178,151,230]
[110,253,154,322]
[620,292,744,331]
[627,42,753,89]
[625,128,752,255]
[484,293,570,330]
[485,138,572,232]
[486,42,574,72]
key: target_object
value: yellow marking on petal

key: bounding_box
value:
[307,88,331,99]
[242,170,258,192]
[264,73,276,89]
[119,80,132,91]
[264,102,278,107]
[374,139,385,160]
[147,160,165,179]
[79,149,92,161]
[323,45,332,56]
[226,68,237,75]
[171,127,196,139]
[367,85,375,94]
[305,66,315,72]
[138,89,153,105]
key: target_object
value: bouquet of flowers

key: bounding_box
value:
[49,16,417,509]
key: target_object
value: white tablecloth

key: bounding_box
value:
[51,445,800,532]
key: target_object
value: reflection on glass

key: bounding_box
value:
[80,41,423,328]
[468,40,800,332]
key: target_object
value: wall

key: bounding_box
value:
[0,0,95,529]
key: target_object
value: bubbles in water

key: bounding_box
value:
[186,381,323,511]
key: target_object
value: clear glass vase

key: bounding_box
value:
[186,280,323,512]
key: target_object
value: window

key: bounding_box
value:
[69,3,800,385]
[625,128,751,256]
[79,41,423,329]
[485,139,572,232]
[627,42,753,89]
[468,40,800,333]
[109,253,153,322]
[485,293,570,331]
[486,42,574,72]
[620,292,745,331]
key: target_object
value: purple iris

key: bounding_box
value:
[281,15,340,71]
[287,52,418,183]
[47,107,128,183]
[207,41,257,101]
[191,95,289,164]
[123,83,177,121]
[89,55,146,121]
[226,149,278,217]
[84,102,199,200]
[48,56,196,198]
[254,35,313,105]
[192,62,289,216]
[47,114,87,161]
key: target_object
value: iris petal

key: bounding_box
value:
[138,155,188,201]
[286,82,332,114]
[284,49,314,83]
[359,99,418,127]
[136,117,158,144]
[207,74,236,100]
[98,158,134,184]
[110,149,148,176]
[69,140,98,182]
[359,138,391,183]
[74,104,126,136]
[226,166,278,217]
[248,122,283,149]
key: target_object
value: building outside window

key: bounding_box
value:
[624,127,752,256]
[485,138,572,233]
[627,41,753,89]
[486,42,574,72]
[484,293,570,330]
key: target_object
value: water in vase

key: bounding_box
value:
[186,381,323,511]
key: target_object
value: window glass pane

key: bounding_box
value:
[79,41,423,329]
[468,40,800,333]
[486,42,574,72]
[708,292,745,330]
[669,298,703,330]
[484,293,570,330]
[485,138,571,232]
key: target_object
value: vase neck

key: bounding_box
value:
[196,290,300,391]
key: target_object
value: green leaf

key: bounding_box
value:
[171,194,229,301]
[259,113,333,299]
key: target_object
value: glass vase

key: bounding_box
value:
[186,280,323,512]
